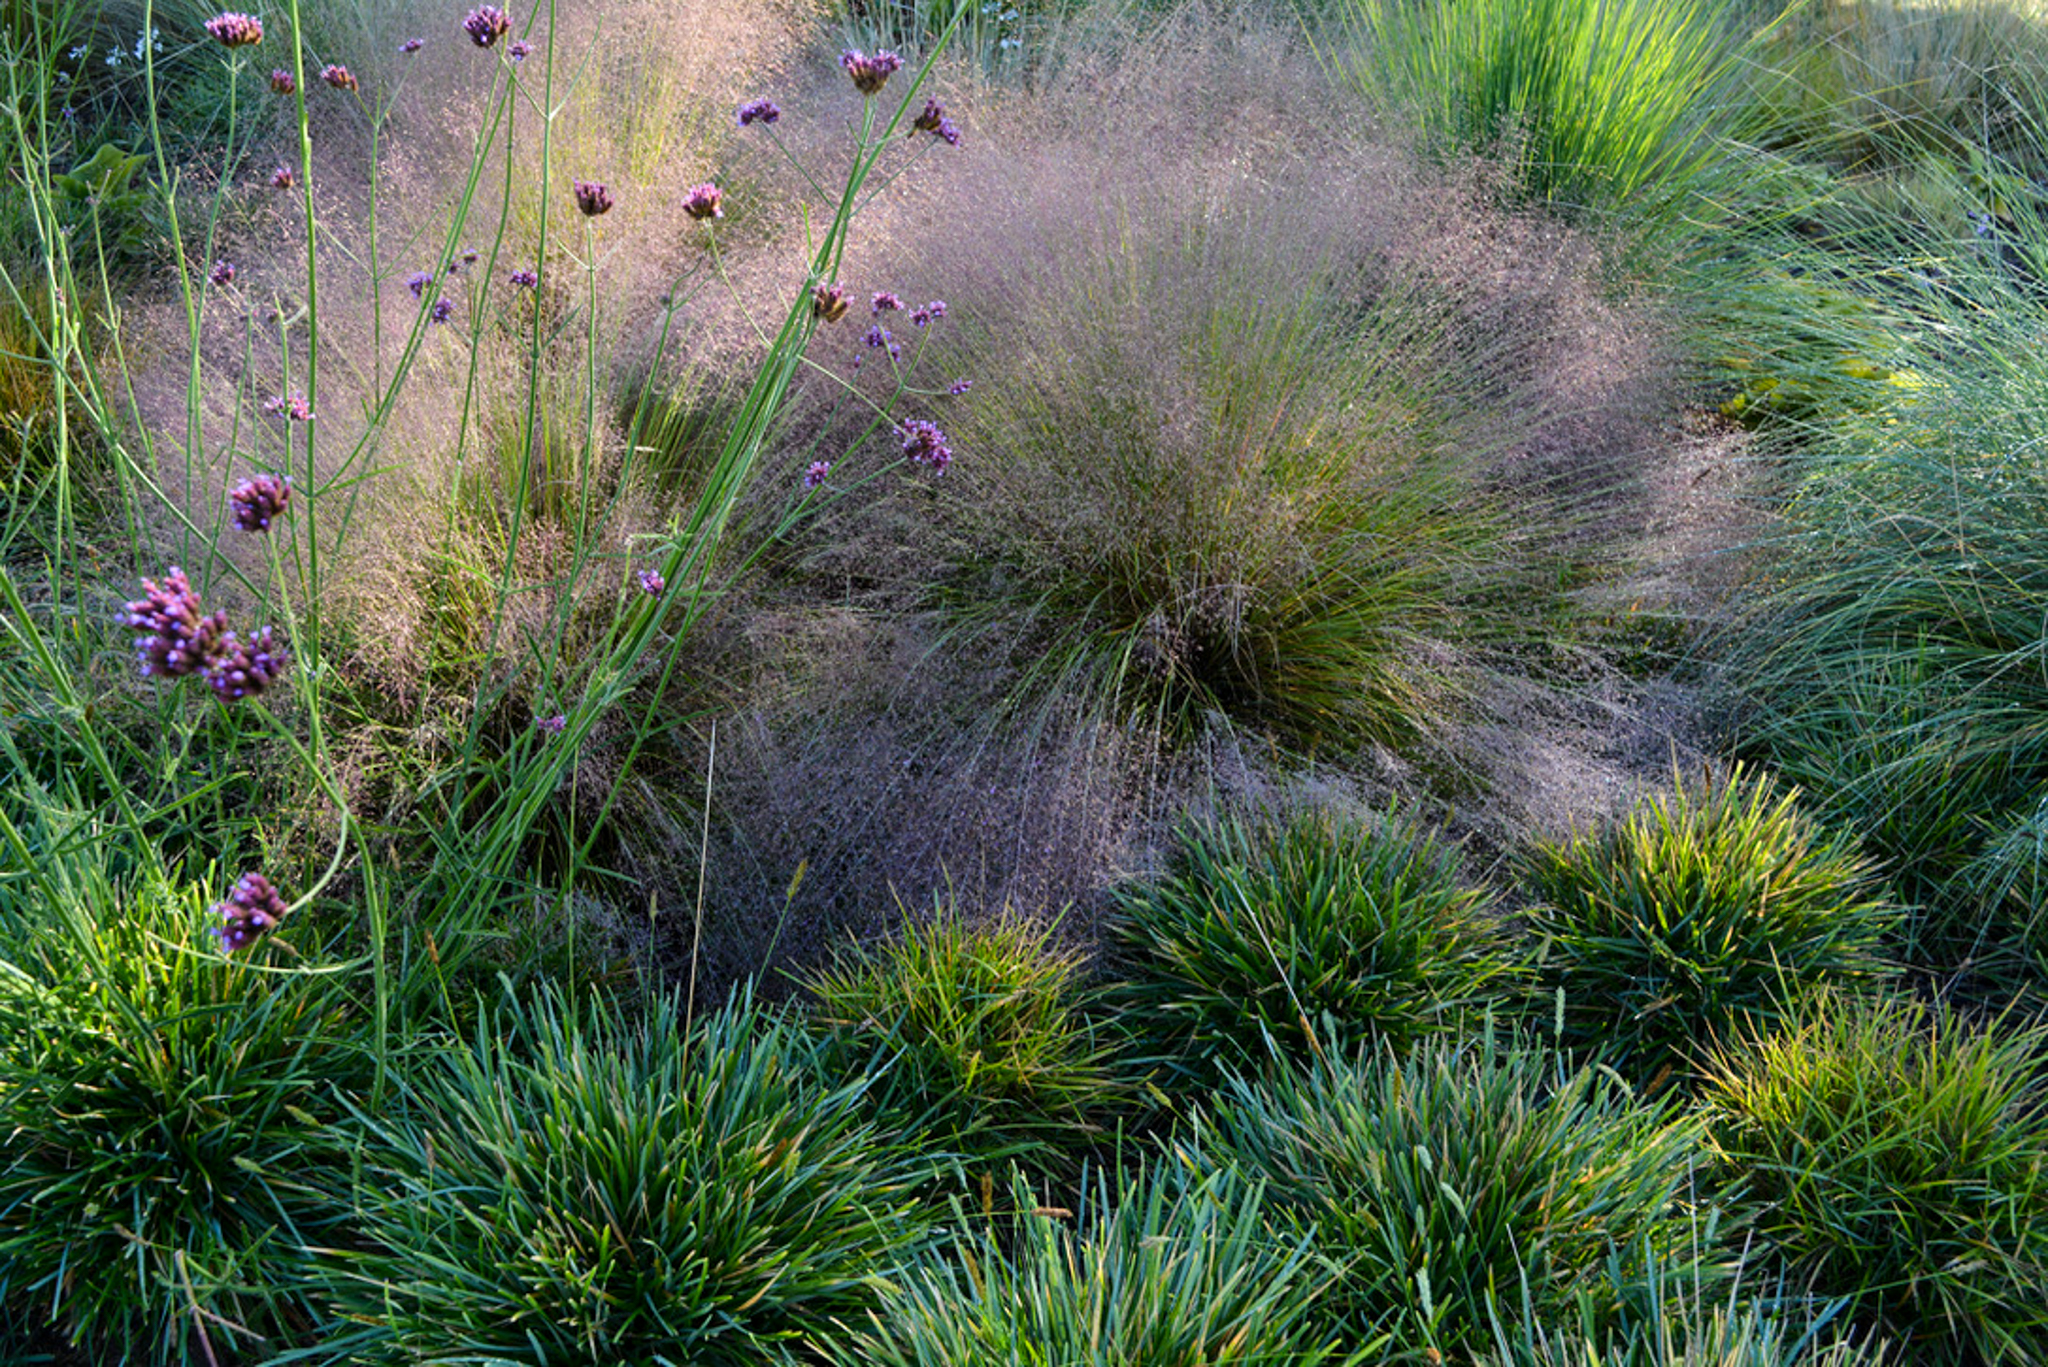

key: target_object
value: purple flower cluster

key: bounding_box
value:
[125,568,228,679]
[812,282,850,323]
[229,473,291,531]
[450,248,478,273]
[321,63,357,91]
[573,179,613,217]
[682,182,723,221]
[269,68,295,94]
[737,98,781,127]
[864,324,899,361]
[636,568,664,596]
[464,4,511,48]
[400,36,424,53]
[535,712,567,735]
[212,872,287,952]
[430,298,454,324]
[264,393,314,422]
[204,11,264,47]
[948,377,972,395]
[270,165,295,190]
[508,39,533,62]
[405,270,433,298]
[209,260,236,287]
[871,291,904,314]
[839,48,902,95]
[910,299,945,327]
[804,460,831,489]
[911,99,961,147]
[207,626,289,701]
[898,418,953,474]
[509,268,539,289]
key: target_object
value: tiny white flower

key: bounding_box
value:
[69,44,87,59]
[106,50,121,66]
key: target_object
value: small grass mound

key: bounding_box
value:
[1198,1034,1717,1358]
[1111,807,1512,1078]
[841,1162,1350,1367]
[1701,994,2048,1365]
[1522,765,1897,1086]
[340,984,932,1367]
[804,906,1118,1176]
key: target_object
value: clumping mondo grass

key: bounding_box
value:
[805,904,1121,1177]
[1700,994,2048,1364]
[335,983,934,1367]
[0,842,367,1364]
[1109,805,1512,1079]
[1331,0,1736,223]
[839,1161,1355,1367]
[1197,1034,1721,1359]
[1487,1281,1890,1367]
[1521,764,1898,1089]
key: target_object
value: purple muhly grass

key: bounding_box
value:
[898,418,953,474]
[212,872,288,952]
[682,183,724,221]
[320,63,357,91]
[209,260,236,287]
[229,473,291,532]
[125,568,227,679]
[204,11,263,46]
[270,165,295,190]
[205,625,290,702]
[804,460,832,489]
[737,98,781,127]
[812,282,850,323]
[572,179,614,217]
[464,4,511,48]
[839,48,902,96]
[269,68,294,94]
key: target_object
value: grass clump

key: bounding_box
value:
[338,983,932,1367]
[0,849,363,1365]
[805,906,1120,1176]
[1199,1035,1718,1359]
[1110,806,1511,1078]
[1331,0,1734,220]
[1522,765,1898,1088]
[841,1161,1352,1367]
[1701,994,2048,1364]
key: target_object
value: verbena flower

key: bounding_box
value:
[448,248,477,273]
[898,418,953,473]
[536,713,567,735]
[573,179,613,216]
[871,290,904,314]
[264,393,314,422]
[811,281,850,323]
[209,260,236,286]
[125,567,227,679]
[948,377,972,395]
[205,625,289,702]
[911,98,961,146]
[737,98,781,127]
[269,68,294,94]
[212,872,288,952]
[430,298,454,324]
[229,473,291,532]
[508,39,532,62]
[270,165,295,190]
[320,63,357,91]
[463,4,510,47]
[405,270,433,298]
[864,324,899,360]
[839,48,902,95]
[400,36,424,53]
[804,460,831,489]
[682,183,723,221]
[509,268,539,288]
[204,12,263,47]
[636,568,664,595]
